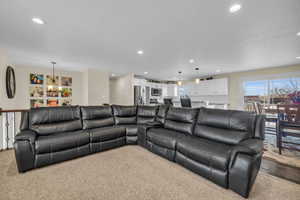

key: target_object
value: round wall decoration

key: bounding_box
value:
[6,66,16,99]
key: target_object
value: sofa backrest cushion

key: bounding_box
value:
[137,105,158,124]
[29,106,82,135]
[81,106,114,129]
[156,105,169,124]
[112,105,137,125]
[194,108,257,145]
[164,107,198,135]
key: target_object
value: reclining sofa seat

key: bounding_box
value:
[143,107,264,198]
[112,105,159,144]
[15,106,90,171]
[14,105,264,198]
[81,106,126,153]
[137,105,169,148]
[146,107,199,161]
[176,108,262,196]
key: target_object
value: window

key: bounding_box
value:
[243,76,300,108]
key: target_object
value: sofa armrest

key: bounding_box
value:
[229,139,263,167]
[254,114,265,140]
[137,122,163,148]
[239,139,263,154]
[14,130,37,173]
[15,130,37,144]
[228,139,263,198]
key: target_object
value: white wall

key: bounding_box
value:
[0,62,111,109]
[14,65,84,109]
[0,49,8,149]
[0,49,111,149]
[82,69,110,105]
[110,73,134,105]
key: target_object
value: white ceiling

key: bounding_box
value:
[0,0,300,80]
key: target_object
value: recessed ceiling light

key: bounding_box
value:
[297,32,300,36]
[216,69,221,73]
[137,50,144,55]
[144,72,148,75]
[189,59,195,63]
[296,56,300,59]
[229,4,242,13]
[32,17,45,25]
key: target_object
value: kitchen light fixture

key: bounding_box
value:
[296,56,300,59]
[297,32,300,36]
[195,67,200,84]
[32,17,45,25]
[189,59,195,63]
[177,71,183,86]
[144,71,148,75]
[111,73,115,77]
[229,4,242,13]
[137,50,144,55]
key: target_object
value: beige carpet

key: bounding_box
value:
[0,146,299,200]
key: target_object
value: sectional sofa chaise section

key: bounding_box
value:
[14,105,265,198]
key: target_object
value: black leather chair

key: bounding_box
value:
[180,97,192,108]
[14,105,264,198]
[163,98,173,106]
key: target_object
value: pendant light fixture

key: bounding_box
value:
[195,67,200,84]
[177,71,183,86]
[48,61,56,90]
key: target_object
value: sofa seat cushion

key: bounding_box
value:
[115,125,138,136]
[147,128,185,150]
[90,127,126,143]
[36,130,90,154]
[177,136,232,171]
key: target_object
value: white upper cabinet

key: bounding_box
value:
[182,78,228,96]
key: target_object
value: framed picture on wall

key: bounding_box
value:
[29,72,73,108]
[29,86,44,98]
[47,99,59,107]
[47,87,59,97]
[60,99,72,106]
[60,88,72,97]
[30,99,44,108]
[30,73,44,85]
[61,76,72,86]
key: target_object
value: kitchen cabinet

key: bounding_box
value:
[182,78,228,96]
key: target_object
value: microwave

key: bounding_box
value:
[151,88,162,96]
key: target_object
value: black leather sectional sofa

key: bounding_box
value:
[14,105,265,198]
